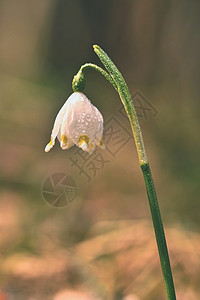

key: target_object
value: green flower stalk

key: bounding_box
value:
[72,45,177,300]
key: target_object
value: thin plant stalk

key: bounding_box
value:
[72,45,177,300]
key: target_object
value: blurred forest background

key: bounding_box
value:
[0,1,200,299]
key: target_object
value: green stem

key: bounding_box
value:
[80,63,118,91]
[93,45,147,165]
[72,45,177,300]
[72,63,118,92]
[141,163,176,300]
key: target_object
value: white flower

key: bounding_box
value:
[45,92,105,154]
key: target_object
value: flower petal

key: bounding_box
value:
[44,97,71,152]
[65,93,104,150]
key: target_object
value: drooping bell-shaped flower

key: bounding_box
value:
[45,92,104,154]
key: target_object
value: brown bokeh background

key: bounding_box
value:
[1,1,200,299]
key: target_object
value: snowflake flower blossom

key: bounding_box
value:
[45,92,104,154]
